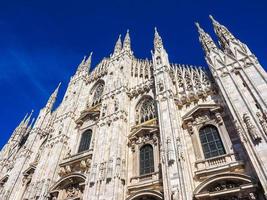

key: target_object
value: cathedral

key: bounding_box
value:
[1,15,267,200]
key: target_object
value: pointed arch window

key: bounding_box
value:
[199,125,225,159]
[78,130,92,153]
[136,97,156,124]
[92,82,104,106]
[140,144,154,175]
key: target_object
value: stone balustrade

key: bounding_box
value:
[195,153,244,178]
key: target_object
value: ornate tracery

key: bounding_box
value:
[92,82,104,106]
[136,97,156,124]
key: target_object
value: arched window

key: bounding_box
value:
[199,125,225,159]
[92,82,104,106]
[136,97,156,124]
[140,144,154,175]
[78,130,92,153]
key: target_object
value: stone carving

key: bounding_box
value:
[102,104,107,117]
[187,121,194,135]
[64,146,71,159]
[66,184,80,198]
[195,114,210,124]
[243,113,261,141]
[171,189,179,200]
[249,192,256,200]
[114,99,119,112]
[167,137,175,165]
[256,112,267,135]
[158,81,164,92]
[99,162,106,180]
[215,112,223,125]
[234,120,247,143]
[176,137,184,161]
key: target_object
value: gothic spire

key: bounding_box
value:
[209,15,236,48]
[24,109,34,127]
[26,117,35,133]
[18,112,29,127]
[76,52,93,75]
[195,22,218,54]
[123,29,131,51]
[45,82,61,112]
[154,27,164,51]
[85,52,93,68]
[113,34,122,55]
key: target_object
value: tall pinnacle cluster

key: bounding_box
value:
[113,30,132,56]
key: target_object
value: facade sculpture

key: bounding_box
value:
[1,16,267,200]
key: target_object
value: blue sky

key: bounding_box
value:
[0,0,267,149]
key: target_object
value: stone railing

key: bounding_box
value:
[129,171,160,185]
[194,153,243,177]
[128,171,163,195]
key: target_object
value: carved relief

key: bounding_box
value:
[243,113,261,141]
[176,137,184,161]
[256,112,267,135]
[234,120,247,143]
[66,184,80,198]
[167,137,175,165]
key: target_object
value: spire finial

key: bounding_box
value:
[123,29,131,51]
[114,34,122,55]
[154,27,163,51]
[209,15,235,44]
[195,22,217,54]
[45,83,61,112]
[24,109,34,127]
[85,51,93,67]
[209,15,215,22]
[195,22,202,32]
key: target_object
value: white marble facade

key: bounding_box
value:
[1,16,267,200]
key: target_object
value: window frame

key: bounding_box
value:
[136,96,156,125]
[198,125,226,159]
[139,144,155,176]
[91,82,104,106]
[77,129,92,153]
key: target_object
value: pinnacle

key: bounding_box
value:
[209,15,218,24]
[85,52,93,64]
[195,22,202,31]
[57,82,62,90]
